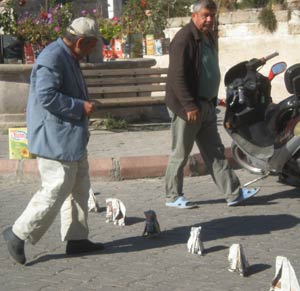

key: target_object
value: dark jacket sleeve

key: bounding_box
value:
[168,34,198,112]
[165,23,201,120]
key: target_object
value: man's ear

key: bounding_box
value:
[75,37,84,49]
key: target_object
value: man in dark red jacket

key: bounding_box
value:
[164,0,260,209]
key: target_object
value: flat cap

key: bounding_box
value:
[67,17,99,38]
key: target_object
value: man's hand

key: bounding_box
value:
[83,101,95,116]
[186,109,200,122]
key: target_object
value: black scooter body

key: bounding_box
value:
[224,58,300,186]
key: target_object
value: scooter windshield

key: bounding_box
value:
[224,61,248,86]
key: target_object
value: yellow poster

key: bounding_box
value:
[9,128,34,159]
[145,34,155,56]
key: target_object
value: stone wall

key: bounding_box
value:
[218,9,300,103]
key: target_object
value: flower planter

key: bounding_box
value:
[102,38,124,60]
[23,43,35,64]
[128,32,143,58]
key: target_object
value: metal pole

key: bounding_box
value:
[243,173,270,187]
[0,35,4,64]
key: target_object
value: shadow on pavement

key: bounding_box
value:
[125,216,145,225]
[247,263,272,276]
[104,214,299,251]
[202,214,300,241]
[25,187,299,266]
[26,213,299,266]
[245,187,300,205]
[193,187,299,206]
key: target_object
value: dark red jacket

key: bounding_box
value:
[165,20,217,120]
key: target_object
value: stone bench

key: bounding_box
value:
[82,67,169,121]
[0,59,166,128]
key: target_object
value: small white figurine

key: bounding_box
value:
[105,198,126,226]
[228,243,249,276]
[270,256,300,291]
[187,226,204,255]
[88,188,100,212]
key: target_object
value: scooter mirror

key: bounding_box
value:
[268,62,287,81]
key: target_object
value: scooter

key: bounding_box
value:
[223,52,300,187]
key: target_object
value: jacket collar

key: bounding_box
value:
[188,20,202,42]
[188,19,216,46]
[56,38,88,99]
[56,37,73,58]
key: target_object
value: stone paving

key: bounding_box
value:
[1,106,300,290]
[1,171,300,291]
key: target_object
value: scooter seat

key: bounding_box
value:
[265,97,298,135]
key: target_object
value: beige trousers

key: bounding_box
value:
[13,154,90,245]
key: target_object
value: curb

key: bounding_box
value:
[0,147,239,180]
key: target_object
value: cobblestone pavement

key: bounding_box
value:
[1,171,300,291]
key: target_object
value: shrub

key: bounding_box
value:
[104,114,128,130]
[258,7,277,33]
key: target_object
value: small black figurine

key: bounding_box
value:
[142,210,161,238]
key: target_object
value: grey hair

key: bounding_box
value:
[64,31,95,46]
[64,31,81,43]
[192,0,217,12]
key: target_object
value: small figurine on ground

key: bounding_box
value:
[142,210,161,238]
[105,198,126,226]
[187,226,204,255]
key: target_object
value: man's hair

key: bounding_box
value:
[64,31,95,46]
[192,0,217,12]
[64,31,81,43]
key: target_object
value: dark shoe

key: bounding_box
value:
[66,239,105,255]
[2,227,26,265]
[227,187,260,206]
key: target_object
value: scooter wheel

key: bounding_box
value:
[232,143,266,175]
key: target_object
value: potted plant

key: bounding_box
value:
[98,16,122,42]
[0,1,73,62]
[98,16,123,60]
[121,0,168,58]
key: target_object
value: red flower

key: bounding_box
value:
[18,0,26,6]
[40,11,48,20]
[141,0,147,8]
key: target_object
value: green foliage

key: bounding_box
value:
[104,114,128,130]
[161,0,284,13]
[258,7,277,32]
[98,17,122,41]
[121,0,167,37]
[163,0,194,18]
[0,2,73,45]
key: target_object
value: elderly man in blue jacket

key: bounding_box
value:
[3,17,104,265]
